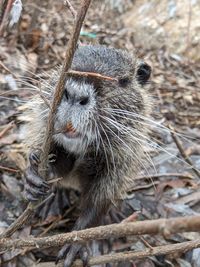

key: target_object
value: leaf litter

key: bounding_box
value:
[0,0,200,266]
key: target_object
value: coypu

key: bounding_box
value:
[24,45,152,266]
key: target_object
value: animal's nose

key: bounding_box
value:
[64,90,89,106]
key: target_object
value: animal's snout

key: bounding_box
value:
[64,89,90,106]
[61,78,96,119]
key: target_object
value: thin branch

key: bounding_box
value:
[39,0,92,176]
[68,70,118,82]
[170,128,200,178]
[64,0,77,19]
[0,165,19,173]
[0,192,55,239]
[186,0,192,56]
[134,172,194,180]
[0,121,14,139]
[33,238,200,267]
[35,192,55,210]
[1,215,200,251]
[0,60,18,79]
[0,204,34,239]
[39,69,117,111]
[0,0,13,35]
[0,0,92,239]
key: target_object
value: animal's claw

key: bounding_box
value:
[56,243,89,267]
[26,167,49,188]
[24,181,49,202]
[24,150,50,202]
[29,150,41,168]
[56,243,70,264]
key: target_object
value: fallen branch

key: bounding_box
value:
[33,238,200,267]
[134,172,194,180]
[0,0,92,239]
[1,215,200,251]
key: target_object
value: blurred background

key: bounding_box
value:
[0,1,200,266]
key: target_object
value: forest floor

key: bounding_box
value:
[0,1,200,267]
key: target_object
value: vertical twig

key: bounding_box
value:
[39,0,92,177]
[0,0,14,35]
[185,0,192,56]
[0,0,92,239]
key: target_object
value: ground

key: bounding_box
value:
[0,1,200,266]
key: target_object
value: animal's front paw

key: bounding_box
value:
[24,150,50,202]
[56,243,89,267]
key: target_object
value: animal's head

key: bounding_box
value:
[53,45,151,154]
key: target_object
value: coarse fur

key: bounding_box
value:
[23,45,152,264]
[24,45,152,202]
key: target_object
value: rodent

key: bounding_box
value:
[23,45,152,267]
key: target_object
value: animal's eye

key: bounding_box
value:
[118,77,130,87]
[137,63,151,85]
[79,96,89,106]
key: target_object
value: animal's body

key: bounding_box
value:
[24,45,152,267]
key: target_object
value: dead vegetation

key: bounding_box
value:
[0,0,200,267]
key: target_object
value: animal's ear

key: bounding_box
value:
[136,63,151,85]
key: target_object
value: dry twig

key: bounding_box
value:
[39,0,91,175]
[0,0,13,35]
[186,0,192,56]
[68,70,118,82]
[134,172,194,180]
[1,215,200,251]
[170,128,200,178]
[0,165,19,173]
[33,238,200,267]
[64,0,77,18]
[0,121,14,139]
[0,0,92,239]
[0,60,18,79]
